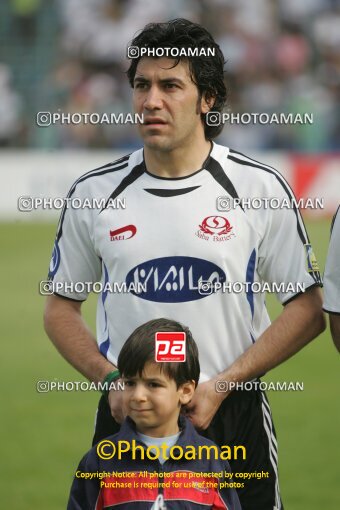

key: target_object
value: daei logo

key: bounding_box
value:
[109,225,137,241]
[155,332,186,362]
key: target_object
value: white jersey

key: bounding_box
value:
[323,206,340,314]
[48,143,321,381]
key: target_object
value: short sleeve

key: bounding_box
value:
[323,206,340,314]
[257,177,322,304]
[47,180,101,301]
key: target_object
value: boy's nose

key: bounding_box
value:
[131,384,147,402]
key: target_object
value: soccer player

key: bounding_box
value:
[44,19,325,510]
[67,318,241,510]
[323,206,340,351]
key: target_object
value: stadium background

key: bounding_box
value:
[1,0,339,508]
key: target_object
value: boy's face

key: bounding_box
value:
[132,57,212,152]
[122,361,195,437]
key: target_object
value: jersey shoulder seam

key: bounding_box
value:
[227,148,283,181]
[66,153,134,198]
[227,148,297,197]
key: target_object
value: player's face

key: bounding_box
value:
[133,57,211,152]
[122,361,194,437]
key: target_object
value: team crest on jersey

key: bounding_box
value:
[304,243,319,273]
[196,215,235,242]
[109,225,136,241]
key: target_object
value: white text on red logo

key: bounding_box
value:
[155,332,186,362]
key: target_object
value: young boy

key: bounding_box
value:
[67,319,242,509]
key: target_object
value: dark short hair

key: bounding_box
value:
[126,18,227,139]
[118,318,200,388]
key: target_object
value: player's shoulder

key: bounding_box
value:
[212,143,288,193]
[67,148,143,197]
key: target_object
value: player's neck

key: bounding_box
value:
[144,139,212,178]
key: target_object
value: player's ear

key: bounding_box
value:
[178,380,196,405]
[200,92,216,114]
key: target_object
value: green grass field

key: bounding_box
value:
[1,219,339,509]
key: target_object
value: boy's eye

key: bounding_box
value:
[124,380,136,387]
[148,382,161,388]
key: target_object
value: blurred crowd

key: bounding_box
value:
[0,0,339,151]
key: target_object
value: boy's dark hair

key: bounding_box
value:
[126,18,227,139]
[118,318,200,388]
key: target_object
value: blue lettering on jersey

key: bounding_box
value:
[48,241,61,278]
[125,256,226,302]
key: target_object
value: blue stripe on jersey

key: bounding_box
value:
[99,262,110,357]
[246,248,256,319]
[102,263,109,304]
[102,262,110,328]
[99,337,110,357]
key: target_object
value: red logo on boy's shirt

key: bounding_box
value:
[155,332,186,362]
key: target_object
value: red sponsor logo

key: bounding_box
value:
[109,225,136,241]
[199,215,233,236]
[155,332,186,362]
[196,215,235,242]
